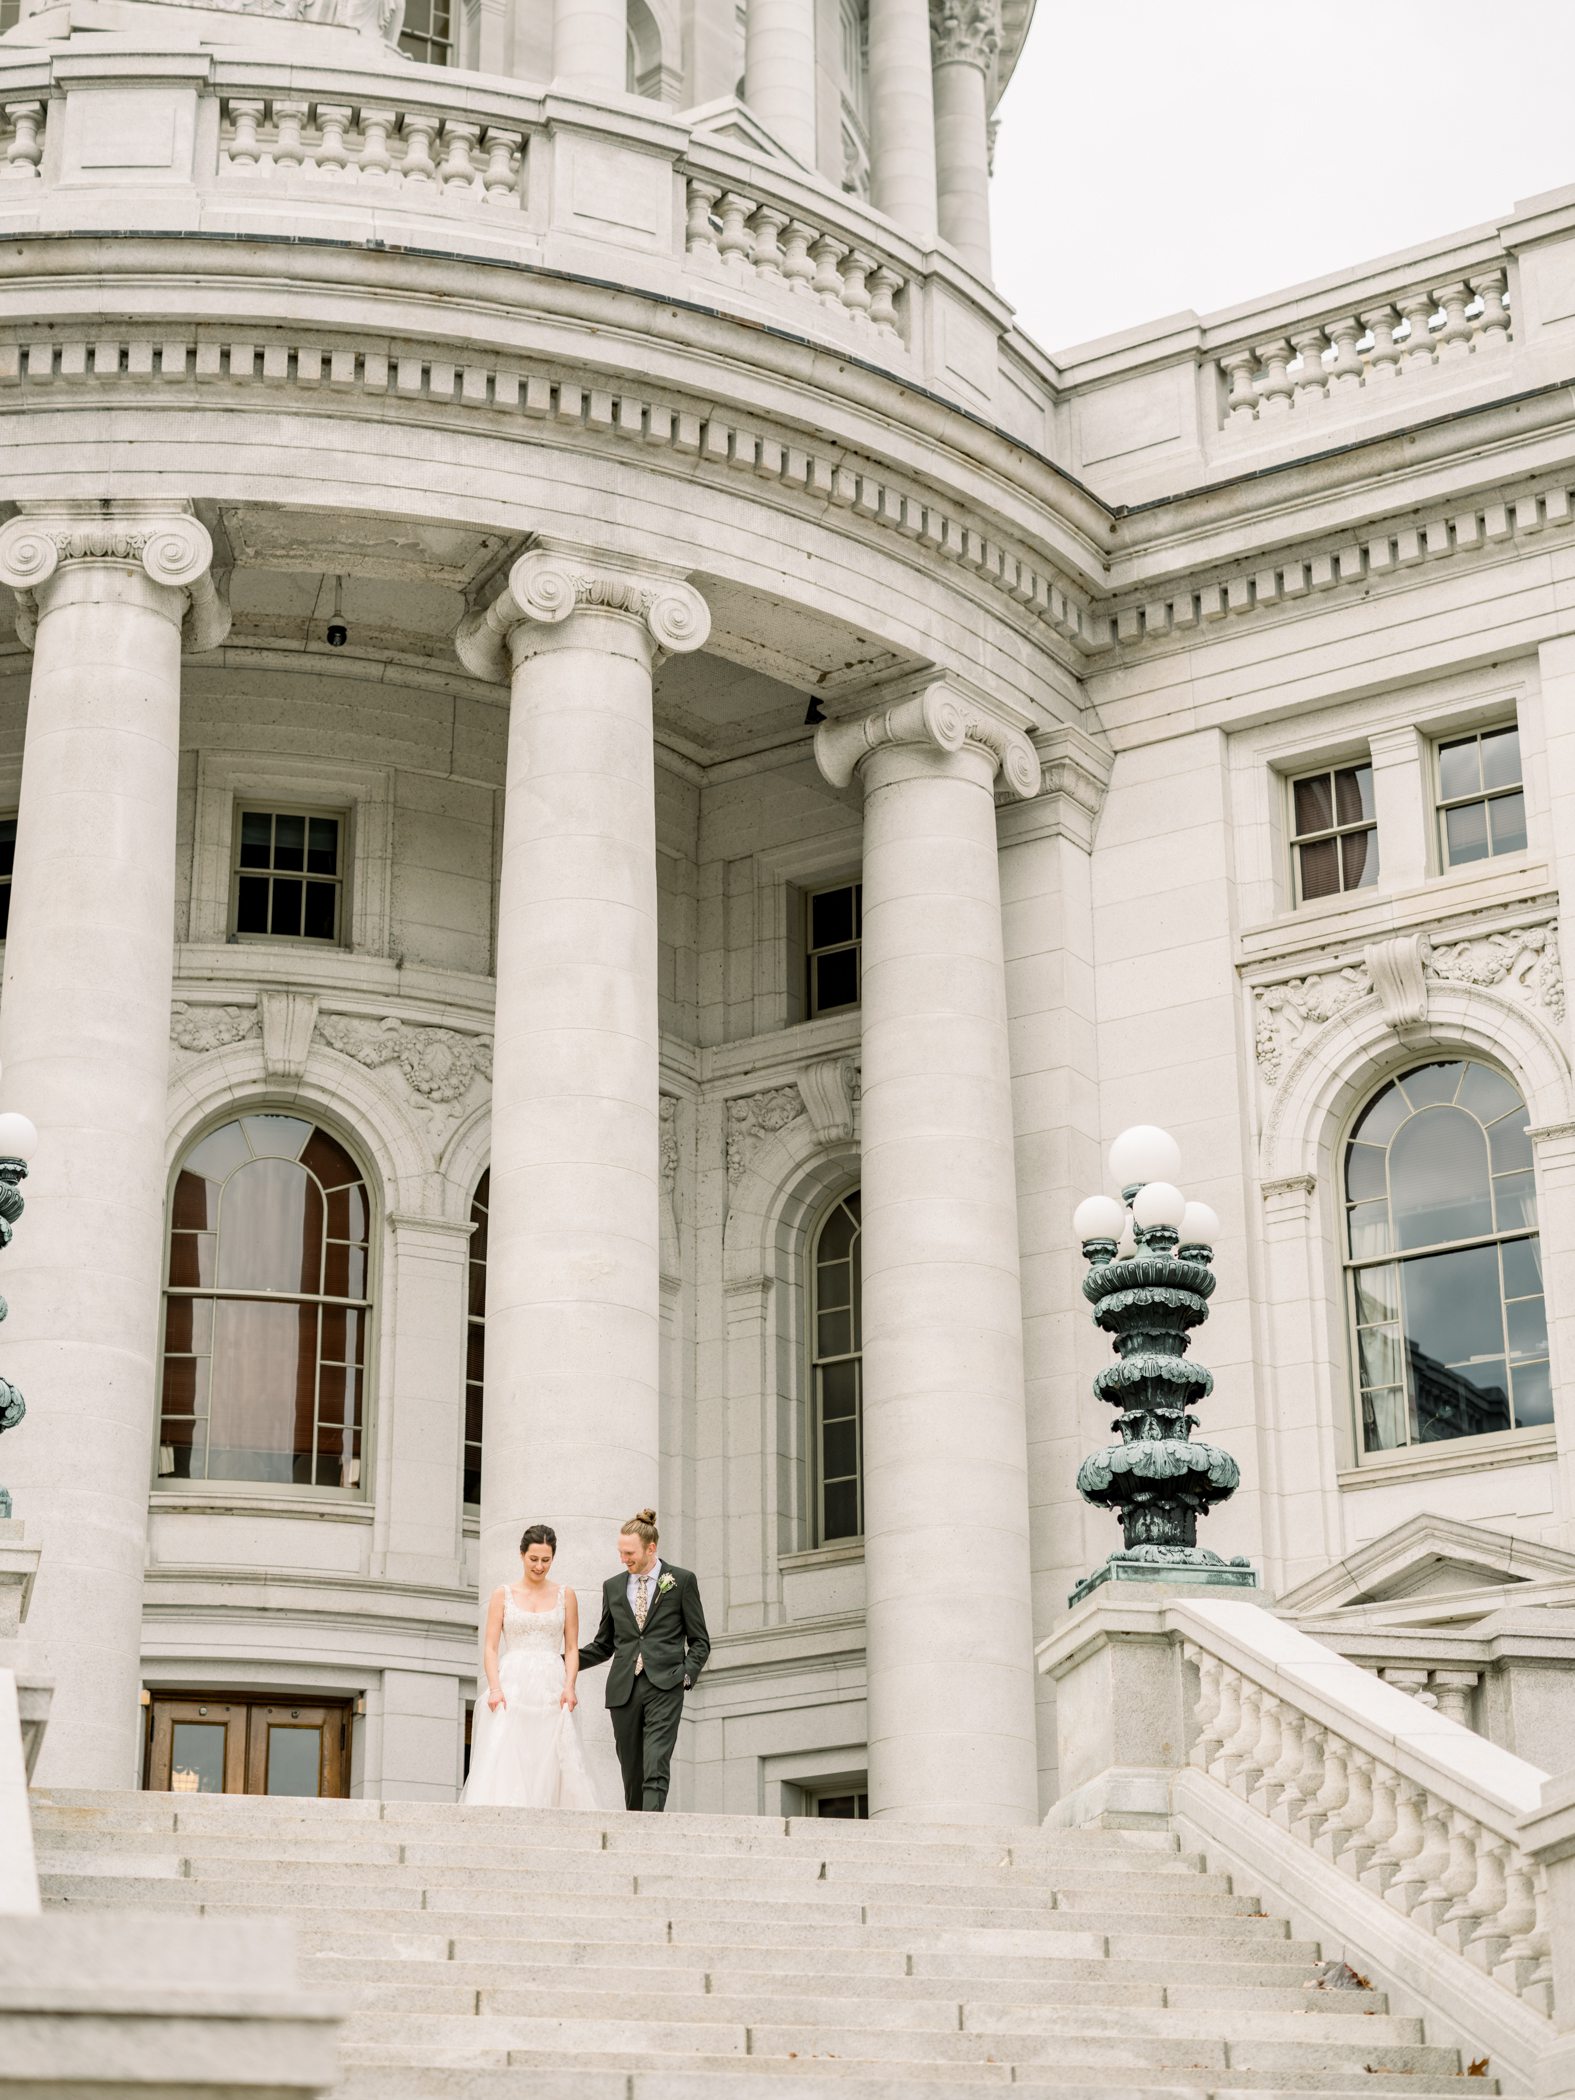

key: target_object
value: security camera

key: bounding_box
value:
[325,575,348,649]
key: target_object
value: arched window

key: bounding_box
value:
[811,1189,862,1541]
[159,1115,371,1490]
[464,1170,488,1508]
[1345,1060,1549,1455]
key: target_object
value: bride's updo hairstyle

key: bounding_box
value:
[620,1509,659,1546]
[519,1523,557,1555]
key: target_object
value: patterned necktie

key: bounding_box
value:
[634,1574,649,1675]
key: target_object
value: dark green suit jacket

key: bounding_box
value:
[577,1563,710,1707]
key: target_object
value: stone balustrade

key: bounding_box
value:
[682,169,908,341]
[0,97,44,180]
[219,93,526,206]
[1216,265,1512,427]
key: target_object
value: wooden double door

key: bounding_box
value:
[145,1692,351,1798]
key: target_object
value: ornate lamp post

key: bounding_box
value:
[1069,1123,1257,1604]
[0,1110,39,1520]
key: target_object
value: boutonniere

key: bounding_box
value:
[656,1573,676,1597]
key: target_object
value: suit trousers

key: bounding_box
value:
[610,1672,684,1812]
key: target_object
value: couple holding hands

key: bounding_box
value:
[462,1509,710,1815]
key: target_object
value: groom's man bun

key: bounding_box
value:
[620,1509,660,1545]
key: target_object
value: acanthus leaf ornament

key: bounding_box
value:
[1252,964,1369,1083]
[725,1084,806,1187]
[313,1014,493,1144]
[169,1002,261,1055]
[930,0,1002,68]
[1425,921,1563,1023]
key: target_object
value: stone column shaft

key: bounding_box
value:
[817,685,1040,1824]
[868,0,938,241]
[931,0,998,277]
[457,549,708,1621]
[0,501,224,1788]
[745,0,819,164]
[553,0,628,95]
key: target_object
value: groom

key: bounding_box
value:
[577,1509,710,1813]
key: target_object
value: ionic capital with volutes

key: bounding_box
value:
[814,681,1040,801]
[454,542,711,682]
[0,500,229,652]
[929,0,1002,68]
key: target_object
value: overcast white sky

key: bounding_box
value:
[992,1,1575,356]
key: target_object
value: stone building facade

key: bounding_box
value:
[3,0,1575,1825]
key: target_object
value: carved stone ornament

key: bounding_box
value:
[814,684,1040,802]
[454,544,711,683]
[259,989,319,1082]
[0,502,230,653]
[315,1013,492,1144]
[796,1056,859,1144]
[660,1094,680,1201]
[930,0,1002,69]
[725,1084,806,1186]
[169,1002,261,1055]
[1252,917,1565,1083]
[127,0,402,41]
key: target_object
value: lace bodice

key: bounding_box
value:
[500,1584,565,1658]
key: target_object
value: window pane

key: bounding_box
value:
[0,817,18,880]
[819,1358,858,1419]
[1341,828,1378,890]
[1351,1080,1409,1146]
[1357,1324,1402,1390]
[1488,1112,1533,1175]
[816,1307,852,1359]
[1512,1358,1554,1428]
[217,1158,321,1293]
[1457,1064,1522,1124]
[1297,836,1340,900]
[1502,1236,1544,1298]
[266,1725,322,1797]
[1361,1388,1407,1452]
[273,814,306,872]
[1292,772,1334,836]
[816,1202,854,1266]
[238,811,273,868]
[1489,791,1527,855]
[171,1170,215,1233]
[1390,1106,1491,1249]
[269,878,304,938]
[1401,1243,1511,1442]
[1344,1140,1387,1203]
[820,1416,858,1480]
[1445,800,1489,866]
[307,818,340,874]
[813,947,859,1013]
[207,1299,319,1482]
[1399,1063,1465,1110]
[1437,736,1482,802]
[1493,1169,1538,1234]
[811,886,854,949]
[822,1478,859,1540]
[0,886,10,944]
[170,1722,228,1794]
[235,876,270,934]
[1335,764,1375,825]
[168,1233,216,1289]
[1347,1200,1391,1259]
[243,1115,312,1160]
[1506,1293,1549,1363]
[303,883,338,941]
[1481,725,1522,791]
[1353,1264,1398,1326]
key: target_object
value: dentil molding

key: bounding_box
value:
[453,544,712,681]
[0,501,231,652]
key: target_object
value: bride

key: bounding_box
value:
[462,1522,601,1810]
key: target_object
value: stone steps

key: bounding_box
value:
[31,1792,1501,2096]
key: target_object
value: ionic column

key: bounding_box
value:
[552,0,628,96]
[0,500,227,1788]
[868,0,938,241]
[455,546,709,1623]
[930,0,999,276]
[816,683,1040,1824]
[744,0,818,165]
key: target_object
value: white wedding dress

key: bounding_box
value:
[461,1584,601,1810]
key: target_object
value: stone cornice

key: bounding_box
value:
[0,499,230,651]
[453,542,711,680]
[815,682,1040,800]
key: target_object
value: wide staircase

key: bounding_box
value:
[30,1788,1503,2097]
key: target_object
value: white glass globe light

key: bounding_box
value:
[1108,1124,1182,1190]
[0,1112,38,1162]
[1072,1194,1126,1242]
[1131,1179,1186,1231]
[1116,1210,1138,1259]
[1179,1201,1221,1249]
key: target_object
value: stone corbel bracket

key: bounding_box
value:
[815,682,1040,801]
[1363,932,1429,1043]
[259,989,320,1082]
[0,503,231,652]
[454,543,711,681]
[797,1055,859,1143]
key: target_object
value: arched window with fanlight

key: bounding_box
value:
[159,1114,372,1491]
[464,1170,488,1507]
[1345,1060,1549,1456]
[811,1189,862,1541]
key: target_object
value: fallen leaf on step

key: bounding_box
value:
[1467,2059,1491,2078]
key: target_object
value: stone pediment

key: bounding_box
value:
[1277,1512,1575,1621]
[682,97,813,173]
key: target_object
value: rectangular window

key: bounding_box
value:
[1289,762,1378,904]
[0,815,16,942]
[398,0,454,65]
[0,0,20,30]
[806,880,862,1017]
[1437,722,1527,868]
[231,808,345,944]
[812,1788,869,1819]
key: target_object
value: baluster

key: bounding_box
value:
[359,107,396,181]
[481,129,523,203]
[1220,348,1260,423]
[810,233,848,309]
[1397,288,1438,369]
[400,112,439,186]
[1244,1690,1283,1812]
[223,98,266,171]
[749,207,788,280]
[1358,1761,1401,1892]
[1361,304,1402,383]
[841,250,874,323]
[1472,268,1510,350]
[1430,1670,1479,1727]
[1431,282,1474,361]
[315,104,352,178]
[684,179,722,258]
[780,221,817,296]
[1218,1674,1259,1787]
[1525,1867,1554,2016]
[868,265,903,337]
[1265,1706,1306,1825]
[1384,1781,1430,1913]
[1495,1850,1543,1995]
[1437,1811,1485,1948]
[1290,325,1330,407]
[1308,1737,1350,1855]
[717,193,756,269]
[272,99,308,172]
[1460,1836,1510,1970]
[1,102,43,180]
[1326,315,1363,392]
[1408,1793,1455,1928]
[1288,1718,1328,1840]
[439,120,481,193]
[1332,1749,1376,1873]
[1253,338,1294,417]
[1187,1649,1223,1769]
[1202,1666,1241,1783]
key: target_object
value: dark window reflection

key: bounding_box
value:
[464,1170,488,1507]
[813,1191,863,1543]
